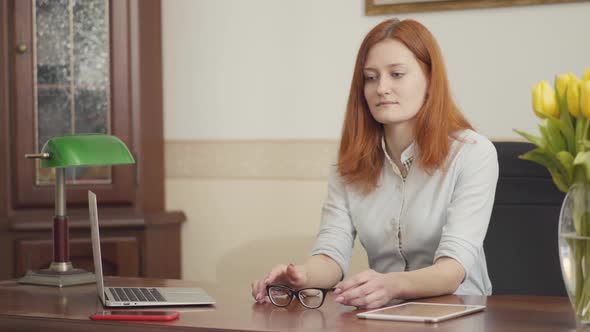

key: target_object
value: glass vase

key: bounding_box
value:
[559,183,590,324]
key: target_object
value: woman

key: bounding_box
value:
[251,18,498,309]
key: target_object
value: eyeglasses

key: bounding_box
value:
[266,284,335,309]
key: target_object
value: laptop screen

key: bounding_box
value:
[89,191,106,304]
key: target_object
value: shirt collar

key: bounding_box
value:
[381,136,415,165]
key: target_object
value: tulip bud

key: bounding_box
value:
[582,80,590,118]
[533,80,559,119]
[567,79,580,117]
[556,73,577,98]
[584,67,590,82]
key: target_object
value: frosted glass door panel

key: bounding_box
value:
[34,0,111,185]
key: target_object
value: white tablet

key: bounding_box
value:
[356,302,485,323]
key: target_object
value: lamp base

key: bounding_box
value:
[18,262,95,287]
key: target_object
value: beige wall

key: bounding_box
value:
[162,0,590,140]
[165,141,368,284]
[161,0,590,284]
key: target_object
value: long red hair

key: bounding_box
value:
[338,18,472,194]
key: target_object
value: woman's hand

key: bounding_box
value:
[333,269,404,309]
[250,264,309,304]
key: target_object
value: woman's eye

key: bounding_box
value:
[391,72,404,78]
[364,75,376,81]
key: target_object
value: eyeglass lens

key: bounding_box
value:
[297,289,325,308]
[268,287,292,306]
[268,286,326,308]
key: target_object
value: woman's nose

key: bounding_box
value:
[377,77,392,95]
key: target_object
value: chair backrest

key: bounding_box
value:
[484,142,566,296]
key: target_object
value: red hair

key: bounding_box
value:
[338,18,472,194]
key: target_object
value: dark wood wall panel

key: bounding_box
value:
[15,237,139,277]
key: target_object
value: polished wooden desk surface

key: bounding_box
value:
[0,277,580,331]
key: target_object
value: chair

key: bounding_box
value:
[483,142,566,296]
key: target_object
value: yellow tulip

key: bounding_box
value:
[583,67,590,82]
[532,80,559,118]
[581,80,590,118]
[556,72,577,98]
[567,78,580,117]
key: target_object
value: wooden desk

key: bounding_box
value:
[0,277,579,331]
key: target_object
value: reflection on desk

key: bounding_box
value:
[0,277,579,332]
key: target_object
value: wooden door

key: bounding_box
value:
[11,0,135,209]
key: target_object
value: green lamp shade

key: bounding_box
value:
[40,134,135,168]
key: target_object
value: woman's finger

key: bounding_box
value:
[335,270,373,294]
[251,279,260,299]
[265,264,287,285]
[286,264,305,286]
[251,279,260,300]
[347,289,382,308]
[363,292,388,309]
[255,279,268,302]
[335,281,372,304]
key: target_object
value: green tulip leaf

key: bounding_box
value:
[556,151,575,184]
[574,151,590,181]
[520,148,570,190]
[547,167,570,193]
[545,118,567,152]
[559,89,576,143]
[547,116,575,153]
[576,115,587,153]
[557,82,573,121]
[519,148,556,170]
[539,120,564,154]
[513,129,545,149]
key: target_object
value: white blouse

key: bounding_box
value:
[310,129,499,295]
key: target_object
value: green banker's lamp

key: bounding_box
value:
[19,134,135,287]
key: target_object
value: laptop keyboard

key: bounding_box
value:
[109,287,167,302]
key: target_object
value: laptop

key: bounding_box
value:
[89,190,215,307]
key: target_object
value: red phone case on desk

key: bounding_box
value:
[90,310,180,321]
